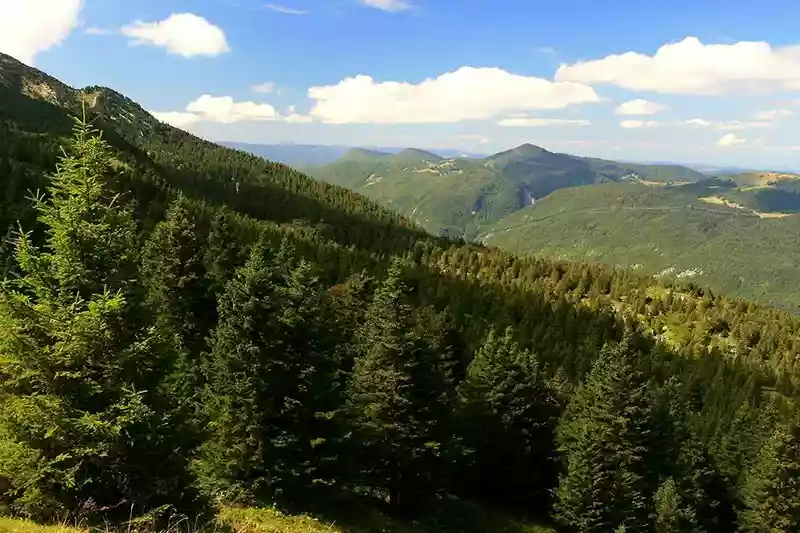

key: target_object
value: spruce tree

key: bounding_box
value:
[347,259,453,513]
[457,327,560,511]
[198,240,344,502]
[739,421,800,532]
[554,335,652,532]
[0,119,198,519]
[202,209,242,295]
[645,378,718,531]
[141,195,213,357]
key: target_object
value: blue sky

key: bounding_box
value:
[6,0,800,168]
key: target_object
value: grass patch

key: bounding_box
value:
[0,499,555,533]
[0,518,85,533]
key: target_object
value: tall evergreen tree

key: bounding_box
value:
[141,195,213,357]
[202,209,242,295]
[198,240,345,503]
[739,421,800,532]
[554,335,652,532]
[347,259,454,513]
[0,119,198,519]
[457,327,560,512]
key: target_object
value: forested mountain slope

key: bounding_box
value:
[309,135,800,311]
[307,143,706,239]
[482,181,800,311]
[3,54,800,532]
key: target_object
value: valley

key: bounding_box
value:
[306,147,800,311]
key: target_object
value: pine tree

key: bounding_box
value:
[141,195,213,356]
[739,421,800,532]
[198,240,345,503]
[645,378,719,531]
[457,327,560,511]
[0,119,198,519]
[554,335,652,532]
[202,209,242,295]
[347,259,454,514]
[653,477,683,533]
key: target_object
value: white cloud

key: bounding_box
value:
[283,112,313,124]
[121,13,230,57]
[152,112,202,128]
[458,134,490,144]
[152,95,311,127]
[307,67,600,124]
[360,0,411,11]
[497,117,591,127]
[0,0,83,65]
[556,36,800,95]
[252,82,277,94]
[614,99,668,115]
[265,3,309,15]
[716,133,746,147]
[186,95,280,123]
[686,118,712,127]
[755,108,793,120]
[620,120,659,129]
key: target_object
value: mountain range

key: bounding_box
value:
[307,144,800,311]
[221,141,488,166]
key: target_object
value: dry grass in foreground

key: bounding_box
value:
[0,502,555,533]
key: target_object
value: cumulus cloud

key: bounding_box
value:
[614,99,668,115]
[686,118,712,127]
[152,95,311,127]
[755,108,793,120]
[497,117,591,127]
[307,67,600,124]
[151,112,202,128]
[264,3,309,15]
[185,95,279,122]
[252,82,277,94]
[122,13,230,57]
[360,0,412,12]
[556,37,800,95]
[620,120,659,129]
[0,0,83,65]
[716,133,746,147]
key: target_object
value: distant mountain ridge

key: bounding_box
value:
[220,141,487,166]
[307,141,708,239]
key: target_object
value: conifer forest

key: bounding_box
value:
[2,54,800,533]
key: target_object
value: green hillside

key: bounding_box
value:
[5,53,800,532]
[308,143,706,239]
[481,181,800,310]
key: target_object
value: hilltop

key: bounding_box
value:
[221,141,487,166]
[307,139,800,310]
[308,141,707,239]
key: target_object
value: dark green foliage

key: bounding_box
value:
[554,336,652,532]
[347,260,454,513]
[141,196,215,361]
[739,421,800,532]
[0,120,199,520]
[456,328,560,512]
[198,241,345,503]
